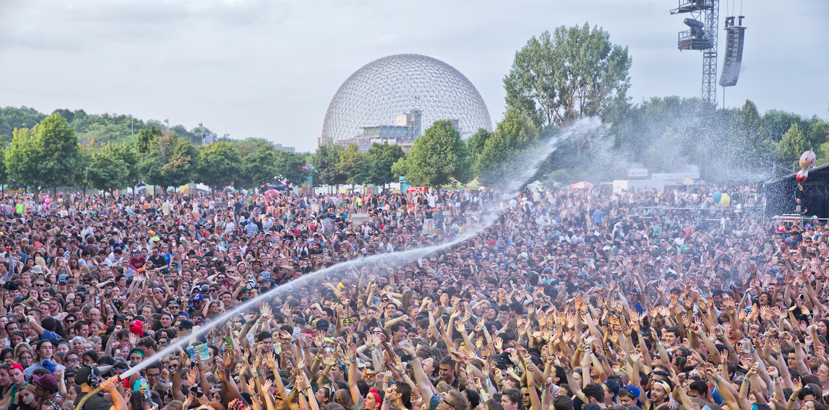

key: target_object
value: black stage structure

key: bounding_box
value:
[764,163,829,219]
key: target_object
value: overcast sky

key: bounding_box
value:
[1,0,827,152]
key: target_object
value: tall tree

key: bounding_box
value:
[314,144,347,187]
[779,123,806,161]
[504,24,631,128]
[806,121,829,148]
[338,144,369,189]
[5,126,40,193]
[403,120,473,189]
[4,113,83,197]
[195,142,243,195]
[138,131,197,192]
[0,142,7,196]
[467,129,491,161]
[391,157,408,180]
[366,142,406,187]
[86,142,138,195]
[0,106,47,142]
[276,150,310,187]
[242,142,279,189]
[476,108,539,188]
[136,126,163,155]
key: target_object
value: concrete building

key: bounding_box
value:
[274,144,295,153]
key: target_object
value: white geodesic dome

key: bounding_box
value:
[320,54,492,146]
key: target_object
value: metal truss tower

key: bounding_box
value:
[672,0,720,106]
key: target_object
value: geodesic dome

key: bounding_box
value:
[320,54,492,146]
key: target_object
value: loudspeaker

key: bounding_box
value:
[720,17,746,87]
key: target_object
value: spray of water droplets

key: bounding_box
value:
[120,117,605,378]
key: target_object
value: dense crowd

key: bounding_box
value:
[1,184,825,410]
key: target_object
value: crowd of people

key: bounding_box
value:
[0,183,825,410]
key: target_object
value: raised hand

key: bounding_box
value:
[279,330,292,341]
[455,321,466,333]
[187,368,198,385]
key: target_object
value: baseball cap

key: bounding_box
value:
[33,374,59,393]
[129,320,144,337]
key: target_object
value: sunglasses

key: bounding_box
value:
[440,396,456,409]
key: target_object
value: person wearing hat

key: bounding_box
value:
[73,366,127,410]
[619,385,642,407]
[602,380,620,407]
[7,363,26,408]
[32,373,60,410]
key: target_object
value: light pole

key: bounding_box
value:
[129,114,133,135]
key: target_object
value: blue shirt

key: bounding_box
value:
[593,210,604,225]
[40,329,61,340]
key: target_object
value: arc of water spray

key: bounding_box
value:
[115,117,603,380]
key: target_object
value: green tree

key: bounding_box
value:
[242,142,279,189]
[404,120,473,188]
[0,106,47,142]
[52,109,75,123]
[366,142,406,187]
[779,123,806,161]
[86,142,138,195]
[195,142,243,195]
[136,126,163,155]
[806,121,829,148]
[4,113,83,197]
[391,157,408,180]
[314,144,347,187]
[5,126,39,193]
[138,132,197,191]
[0,142,8,196]
[72,112,140,146]
[504,24,631,129]
[476,108,539,187]
[276,150,310,188]
[763,110,806,142]
[338,144,369,189]
[467,129,491,161]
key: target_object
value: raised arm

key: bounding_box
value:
[346,343,362,405]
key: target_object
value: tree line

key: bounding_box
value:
[3,22,826,193]
[0,113,316,197]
